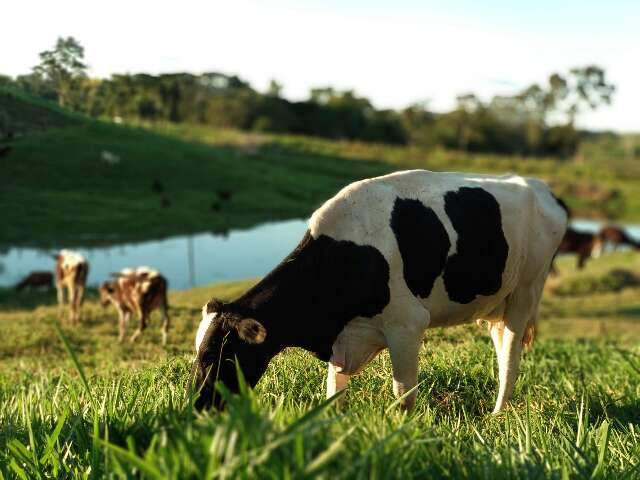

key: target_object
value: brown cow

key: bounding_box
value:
[15,271,54,291]
[552,226,602,273]
[99,267,170,344]
[596,225,640,253]
[55,250,89,324]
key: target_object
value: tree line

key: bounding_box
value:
[1,37,616,156]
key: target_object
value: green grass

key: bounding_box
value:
[3,89,640,247]
[1,254,640,478]
[0,89,388,246]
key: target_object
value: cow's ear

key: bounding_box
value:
[235,318,267,344]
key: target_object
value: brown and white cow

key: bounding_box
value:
[192,171,567,412]
[99,267,170,344]
[55,250,89,324]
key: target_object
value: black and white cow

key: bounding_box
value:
[193,170,567,412]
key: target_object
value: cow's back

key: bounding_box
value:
[309,170,566,327]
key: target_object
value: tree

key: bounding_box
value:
[33,37,88,107]
[266,79,283,98]
[566,66,615,124]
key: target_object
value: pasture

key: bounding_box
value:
[1,253,639,478]
[2,88,640,479]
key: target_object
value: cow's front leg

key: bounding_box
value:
[386,328,424,411]
[326,362,349,400]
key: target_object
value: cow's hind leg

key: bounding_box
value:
[130,313,148,343]
[493,284,541,413]
[73,284,85,324]
[488,320,505,367]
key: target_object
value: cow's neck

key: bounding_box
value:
[230,230,390,361]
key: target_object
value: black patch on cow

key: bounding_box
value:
[442,187,509,304]
[223,230,391,361]
[141,275,168,312]
[391,197,450,298]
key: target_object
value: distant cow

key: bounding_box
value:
[553,227,602,272]
[99,267,170,344]
[192,170,567,412]
[596,225,640,253]
[14,271,54,291]
[55,250,89,324]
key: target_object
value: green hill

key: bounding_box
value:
[0,89,388,246]
[2,89,639,246]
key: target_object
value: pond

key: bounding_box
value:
[1,218,639,291]
[0,219,309,290]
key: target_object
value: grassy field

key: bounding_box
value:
[1,253,639,478]
[2,88,640,247]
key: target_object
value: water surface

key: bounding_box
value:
[0,219,308,290]
[2,218,639,291]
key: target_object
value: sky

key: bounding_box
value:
[3,0,639,131]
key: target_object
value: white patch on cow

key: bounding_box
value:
[195,305,217,353]
[120,268,135,276]
[136,266,159,277]
[59,250,86,268]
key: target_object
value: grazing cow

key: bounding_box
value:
[99,267,170,344]
[14,271,54,291]
[192,171,567,412]
[54,250,89,324]
[596,225,640,253]
[552,227,601,273]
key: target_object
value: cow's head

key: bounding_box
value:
[192,298,268,410]
[98,281,116,307]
